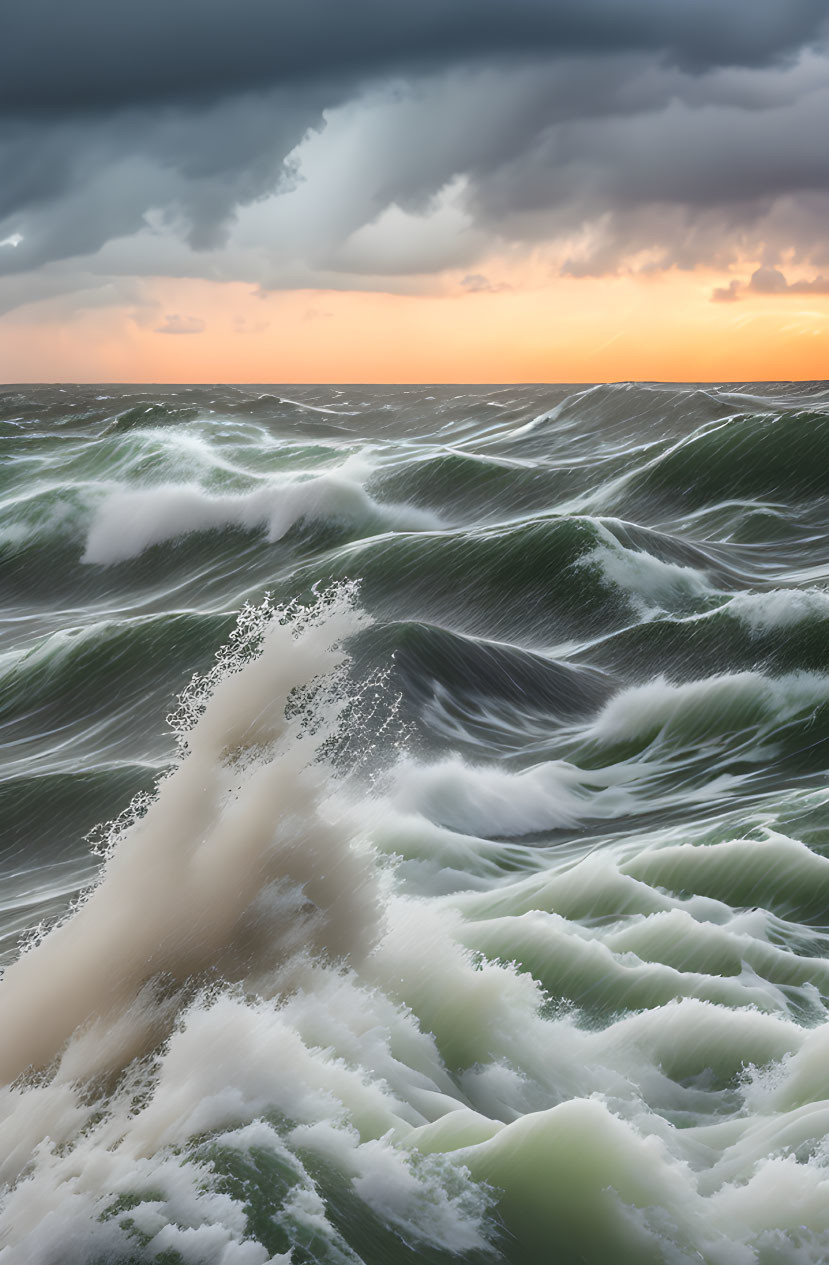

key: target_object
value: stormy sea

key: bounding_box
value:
[3,380,829,1265]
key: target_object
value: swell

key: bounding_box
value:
[0,612,231,763]
[301,514,729,645]
[3,383,829,1265]
[0,765,158,871]
[505,380,738,452]
[582,586,829,681]
[0,477,436,612]
[372,449,617,521]
[353,620,615,755]
[614,409,829,514]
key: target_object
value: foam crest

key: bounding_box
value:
[391,728,777,838]
[582,538,714,614]
[390,752,662,836]
[83,466,437,564]
[587,669,829,750]
[727,587,829,633]
[0,589,502,1261]
[0,587,377,1085]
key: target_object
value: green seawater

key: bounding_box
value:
[1,381,829,1264]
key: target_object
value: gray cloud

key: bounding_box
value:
[749,264,829,293]
[0,87,329,273]
[4,0,826,113]
[710,265,829,301]
[1,3,828,316]
[711,280,742,303]
[461,273,511,294]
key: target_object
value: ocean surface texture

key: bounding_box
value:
[2,381,829,1265]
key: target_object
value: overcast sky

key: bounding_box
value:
[1,0,828,378]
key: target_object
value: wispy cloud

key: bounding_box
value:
[711,279,742,303]
[460,273,511,294]
[154,313,205,335]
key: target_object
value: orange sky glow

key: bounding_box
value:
[1,265,827,384]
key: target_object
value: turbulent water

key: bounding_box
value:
[2,381,829,1264]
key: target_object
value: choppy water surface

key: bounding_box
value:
[2,381,829,1264]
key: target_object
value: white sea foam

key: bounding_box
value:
[0,589,496,1262]
[727,587,829,633]
[587,669,829,748]
[390,667,829,837]
[83,465,437,564]
[393,754,637,835]
[0,587,379,1085]
[6,589,829,1263]
[583,538,714,613]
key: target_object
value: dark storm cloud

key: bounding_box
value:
[0,86,328,273]
[1,0,829,309]
[459,68,829,273]
[3,0,827,113]
[292,57,829,280]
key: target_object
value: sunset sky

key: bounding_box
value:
[2,0,828,382]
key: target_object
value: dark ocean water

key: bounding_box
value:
[2,381,829,1263]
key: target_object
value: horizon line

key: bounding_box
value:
[2,377,828,389]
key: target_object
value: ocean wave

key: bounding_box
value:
[579,592,829,690]
[310,514,727,645]
[373,449,576,521]
[6,384,829,1264]
[393,754,637,835]
[619,408,829,511]
[390,668,829,839]
[103,402,201,433]
[726,587,829,633]
[0,588,504,1263]
[83,469,439,564]
[589,668,829,743]
[0,612,230,764]
[579,538,717,616]
[357,619,614,729]
[512,380,735,441]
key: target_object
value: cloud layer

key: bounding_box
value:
[2,0,828,316]
[6,0,827,110]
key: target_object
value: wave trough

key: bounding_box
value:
[2,381,829,1265]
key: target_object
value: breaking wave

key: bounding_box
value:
[3,381,829,1264]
